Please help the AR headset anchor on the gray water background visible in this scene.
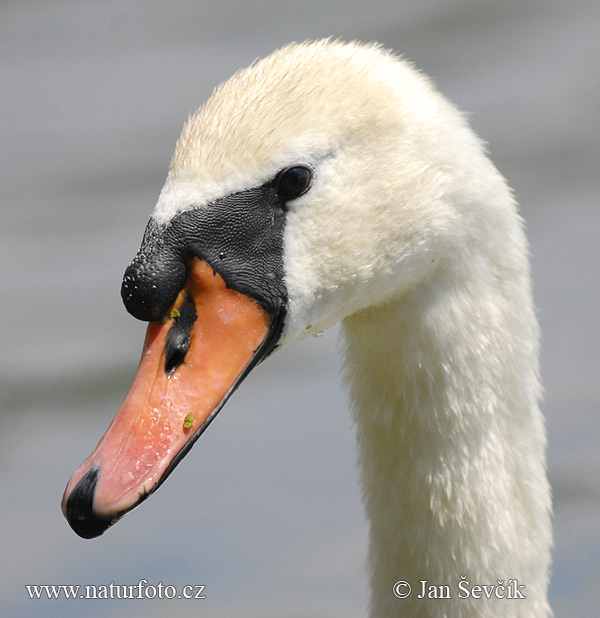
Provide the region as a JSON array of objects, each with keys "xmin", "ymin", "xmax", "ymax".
[{"xmin": 1, "ymin": 1, "xmax": 599, "ymax": 616}]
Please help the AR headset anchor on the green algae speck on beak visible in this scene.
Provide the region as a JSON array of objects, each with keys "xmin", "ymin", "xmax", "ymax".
[
  {"xmin": 183, "ymin": 413, "xmax": 194, "ymax": 430},
  {"xmin": 156, "ymin": 309, "xmax": 182, "ymax": 325}
]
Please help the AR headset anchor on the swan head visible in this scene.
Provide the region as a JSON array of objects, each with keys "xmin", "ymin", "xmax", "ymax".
[
  {"xmin": 62, "ymin": 40, "xmax": 507, "ymax": 538},
  {"xmin": 155, "ymin": 39, "xmax": 488, "ymax": 341}
]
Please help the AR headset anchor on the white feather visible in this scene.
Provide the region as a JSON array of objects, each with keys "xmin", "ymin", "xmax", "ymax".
[{"xmin": 156, "ymin": 40, "xmax": 552, "ymax": 618}]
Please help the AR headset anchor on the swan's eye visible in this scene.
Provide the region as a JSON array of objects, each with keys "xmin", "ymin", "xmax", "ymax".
[{"xmin": 275, "ymin": 166, "xmax": 313, "ymax": 202}]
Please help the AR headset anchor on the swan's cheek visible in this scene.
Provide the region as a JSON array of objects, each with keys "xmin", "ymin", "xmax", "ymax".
[
  {"xmin": 282, "ymin": 215, "xmax": 370, "ymax": 340},
  {"xmin": 282, "ymin": 211, "xmax": 443, "ymax": 343}
]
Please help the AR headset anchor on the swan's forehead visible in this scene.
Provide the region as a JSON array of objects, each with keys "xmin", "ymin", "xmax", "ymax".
[{"xmin": 153, "ymin": 41, "xmax": 405, "ymax": 223}]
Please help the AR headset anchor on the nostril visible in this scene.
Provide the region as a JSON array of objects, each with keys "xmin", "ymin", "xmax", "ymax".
[{"xmin": 164, "ymin": 294, "xmax": 197, "ymax": 375}]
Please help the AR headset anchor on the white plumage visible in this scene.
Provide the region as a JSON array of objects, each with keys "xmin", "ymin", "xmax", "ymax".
[{"xmin": 155, "ymin": 40, "xmax": 552, "ymax": 617}]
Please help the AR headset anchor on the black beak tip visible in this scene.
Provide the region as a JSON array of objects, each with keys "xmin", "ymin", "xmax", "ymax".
[{"xmin": 64, "ymin": 466, "xmax": 115, "ymax": 539}]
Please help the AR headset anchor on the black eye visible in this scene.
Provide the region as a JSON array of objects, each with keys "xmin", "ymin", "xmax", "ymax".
[{"xmin": 275, "ymin": 166, "xmax": 313, "ymax": 202}]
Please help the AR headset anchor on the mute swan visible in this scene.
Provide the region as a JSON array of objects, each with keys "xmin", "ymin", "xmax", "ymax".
[{"xmin": 63, "ymin": 40, "xmax": 552, "ymax": 617}]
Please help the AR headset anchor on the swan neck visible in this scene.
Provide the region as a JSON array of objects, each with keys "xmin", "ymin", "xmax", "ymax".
[{"xmin": 341, "ymin": 264, "xmax": 551, "ymax": 618}]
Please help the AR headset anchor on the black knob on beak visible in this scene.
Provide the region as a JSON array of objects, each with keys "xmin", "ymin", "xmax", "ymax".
[{"xmin": 121, "ymin": 219, "xmax": 186, "ymax": 322}]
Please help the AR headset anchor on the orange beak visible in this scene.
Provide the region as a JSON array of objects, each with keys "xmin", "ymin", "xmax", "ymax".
[{"xmin": 62, "ymin": 258, "xmax": 273, "ymax": 538}]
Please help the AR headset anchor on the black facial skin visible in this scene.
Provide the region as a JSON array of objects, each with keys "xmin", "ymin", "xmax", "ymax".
[
  {"xmin": 121, "ymin": 165, "xmax": 313, "ymax": 326},
  {"xmin": 121, "ymin": 184, "xmax": 286, "ymax": 324}
]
